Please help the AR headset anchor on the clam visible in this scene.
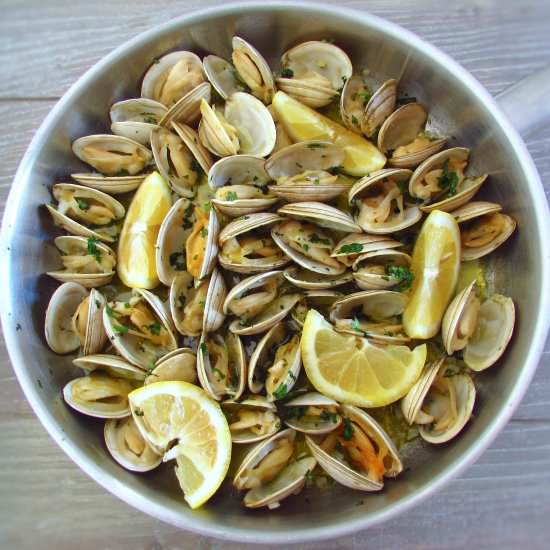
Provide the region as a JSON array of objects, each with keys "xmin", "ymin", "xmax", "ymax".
[
  {"xmin": 340, "ymin": 75, "xmax": 372, "ymax": 134},
  {"xmin": 222, "ymin": 395, "xmax": 281, "ymax": 444},
  {"xmin": 44, "ymin": 282, "xmax": 89, "ymax": 354},
  {"xmin": 197, "ymin": 331, "xmax": 247, "ymax": 400},
  {"xmin": 400, "ymin": 358, "xmax": 476, "ymax": 444},
  {"xmin": 283, "ymin": 266, "xmax": 353, "ymax": 290},
  {"xmin": 46, "ymin": 183, "xmax": 125, "ymax": 243},
  {"xmin": 348, "ymin": 169, "xmax": 422, "ymax": 234},
  {"xmin": 291, "ymin": 289, "xmax": 343, "ymax": 328},
  {"xmin": 271, "ymin": 219, "xmax": 347, "ymax": 276},
  {"xmin": 451, "ymin": 201, "xmax": 517, "ymax": 261},
  {"xmin": 234, "ymin": 428, "xmax": 316, "ymax": 508},
  {"xmin": 74, "ymin": 354, "xmax": 147, "ymax": 381},
  {"xmin": 377, "ymin": 103, "xmax": 447, "ymax": 168},
  {"xmin": 72, "ymin": 134, "xmax": 152, "ymax": 176},
  {"xmin": 223, "ymin": 270, "xmax": 301, "ymax": 336},
  {"xmin": 306, "ymin": 405, "xmax": 402, "ymax": 491},
  {"xmin": 103, "ymin": 289, "xmax": 177, "ymax": 368},
  {"xmin": 63, "ymin": 372, "xmax": 136, "ymax": 418},
  {"xmin": 284, "ymin": 393, "xmax": 342, "ymax": 434},
  {"xmin": 184, "ymin": 204, "xmax": 219, "ymax": 280},
  {"xmin": 209, "ymin": 155, "xmax": 277, "ymax": 217},
  {"xmin": 47, "ymin": 235, "xmax": 116, "ymax": 288},
  {"xmin": 277, "ymin": 202, "xmax": 361, "ymax": 233},
  {"xmin": 331, "ymin": 233, "xmax": 402, "ymax": 267},
  {"xmin": 71, "ymin": 172, "xmax": 146, "ymax": 195},
  {"xmin": 159, "ymin": 82, "xmax": 212, "ymax": 128},
  {"xmin": 150, "ymin": 125, "xmax": 211, "ymax": 197},
  {"xmin": 232, "ymin": 36, "xmax": 275, "ymax": 104},
  {"xmin": 219, "ymin": 212, "xmax": 289, "ymax": 273},
  {"xmin": 110, "ymin": 97, "xmax": 166, "ymax": 145},
  {"xmin": 277, "ymin": 41, "xmax": 352, "ymax": 108},
  {"xmin": 248, "ymin": 322, "xmax": 301, "ymax": 398},
  {"xmin": 71, "ymin": 288, "xmax": 108, "ymax": 355},
  {"xmin": 265, "ymin": 141, "xmax": 349, "ymax": 202},
  {"xmin": 198, "ymin": 99, "xmax": 239, "ymax": 157},
  {"xmin": 203, "ymin": 54, "xmax": 250, "ymax": 100},
  {"xmin": 144, "ymin": 348, "xmax": 197, "ymax": 385},
  {"xmin": 409, "ymin": 147, "xmax": 487, "ymax": 212},
  {"xmin": 442, "ymin": 281, "xmax": 515, "ymax": 371},
  {"xmin": 141, "ymin": 51, "xmax": 205, "ymax": 107},
  {"xmin": 352, "ymin": 249, "xmax": 413, "ymax": 291},
  {"xmin": 330, "ymin": 290, "xmax": 410, "ymax": 344},
  {"xmin": 104, "ymin": 416, "xmax": 162, "ymax": 472},
  {"xmin": 361, "ymin": 79, "xmax": 398, "ymax": 138},
  {"xmin": 169, "ymin": 268, "xmax": 226, "ymax": 336}
]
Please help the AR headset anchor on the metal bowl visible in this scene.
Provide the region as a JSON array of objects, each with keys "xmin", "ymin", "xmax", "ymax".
[{"xmin": 1, "ymin": 1, "xmax": 549, "ymax": 544}]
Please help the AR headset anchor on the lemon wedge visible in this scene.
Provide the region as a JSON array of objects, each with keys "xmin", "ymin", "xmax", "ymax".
[
  {"xmin": 117, "ymin": 171, "xmax": 172, "ymax": 289},
  {"xmin": 129, "ymin": 381, "xmax": 231, "ymax": 509},
  {"xmin": 271, "ymin": 91, "xmax": 386, "ymax": 176},
  {"xmin": 403, "ymin": 210, "xmax": 461, "ymax": 339},
  {"xmin": 301, "ymin": 309, "xmax": 426, "ymax": 407}
]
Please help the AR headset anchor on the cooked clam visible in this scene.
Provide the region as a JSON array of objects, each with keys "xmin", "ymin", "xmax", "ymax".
[
  {"xmin": 360, "ymin": 79, "xmax": 398, "ymax": 138},
  {"xmin": 352, "ymin": 249, "xmax": 412, "ymax": 291},
  {"xmin": 71, "ymin": 172, "xmax": 146, "ymax": 195},
  {"xmin": 203, "ymin": 54, "xmax": 250, "ymax": 100},
  {"xmin": 144, "ymin": 348, "xmax": 197, "ymax": 385},
  {"xmin": 169, "ymin": 272, "xmax": 206, "ymax": 337},
  {"xmin": 74, "ymin": 354, "xmax": 147, "ymax": 381},
  {"xmin": 71, "ymin": 288, "xmax": 108, "ymax": 355},
  {"xmin": 283, "ymin": 266, "xmax": 352, "ymax": 290},
  {"xmin": 284, "ymin": 392, "xmax": 342, "ymax": 434},
  {"xmin": 291, "ymin": 290, "xmax": 343, "ymax": 327},
  {"xmin": 46, "ymin": 183, "xmax": 125, "ymax": 243},
  {"xmin": 331, "ymin": 233, "xmax": 402, "ymax": 267},
  {"xmin": 198, "ymin": 99, "xmax": 240, "ymax": 157},
  {"xmin": 222, "ymin": 396, "xmax": 280, "ymax": 444},
  {"xmin": 47, "ymin": 235, "xmax": 116, "ymax": 288},
  {"xmin": 248, "ymin": 322, "xmax": 301, "ymax": 398},
  {"xmin": 306, "ymin": 405, "xmax": 402, "ymax": 491},
  {"xmin": 104, "ymin": 416, "xmax": 162, "ymax": 472},
  {"xmin": 159, "ymin": 82, "xmax": 212, "ymax": 128},
  {"xmin": 349, "ymin": 169, "xmax": 422, "ymax": 234},
  {"xmin": 72, "ymin": 134, "xmax": 152, "ymax": 176},
  {"xmin": 278, "ymin": 201, "xmax": 361, "ymax": 233},
  {"xmin": 184, "ymin": 205, "xmax": 219, "ymax": 280},
  {"xmin": 110, "ymin": 97, "xmax": 167, "ymax": 145}
]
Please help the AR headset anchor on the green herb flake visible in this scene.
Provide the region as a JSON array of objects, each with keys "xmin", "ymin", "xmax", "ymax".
[
  {"xmin": 212, "ymin": 367, "xmax": 226, "ymax": 380},
  {"xmin": 134, "ymin": 408, "xmax": 144, "ymax": 417},
  {"xmin": 76, "ymin": 198, "xmax": 90, "ymax": 211},
  {"xmin": 113, "ymin": 324, "xmax": 129, "ymax": 335},
  {"xmin": 343, "ymin": 418, "xmax": 354, "ymax": 440},
  {"xmin": 148, "ymin": 322, "xmax": 161, "ymax": 335},
  {"xmin": 200, "ymin": 227, "xmax": 208, "ymax": 238},
  {"xmin": 287, "ymin": 406, "xmax": 306, "ymax": 420},
  {"xmin": 114, "ymin": 169, "xmax": 130, "ymax": 177},
  {"xmin": 200, "ymin": 343, "xmax": 209, "ymax": 356},
  {"xmin": 357, "ymin": 90, "xmax": 373, "ymax": 106},
  {"xmin": 397, "ymin": 180, "xmax": 408, "ymax": 195},
  {"xmin": 301, "ymin": 243, "xmax": 310, "ymax": 251},
  {"xmin": 225, "ymin": 191, "xmax": 238, "ymax": 201},
  {"xmin": 281, "ymin": 68, "xmax": 294, "ymax": 78},
  {"xmin": 338, "ymin": 243, "xmax": 363, "ymax": 254},
  {"xmin": 169, "ymin": 251, "xmax": 186, "ymax": 271},
  {"xmin": 351, "ymin": 317, "xmax": 362, "ymax": 333},
  {"xmin": 105, "ymin": 304, "xmax": 114, "ymax": 317},
  {"xmin": 273, "ymin": 383, "xmax": 288, "ymax": 400},
  {"xmin": 320, "ymin": 410, "xmax": 338, "ymax": 423},
  {"xmin": 87, "ymin": 236, "xmax": 102, "ymax": 263},
  {"xmin": 351, "ymin": 114, "xmax": 359, "ymax": 126},
  {"xmin": 437, "ymin": 160, "xmax": 459, "ymax": 197},
  {"xmin": 203, "ymin": 202, "xmax": 211, "ymax": 213},
  {"xmin": 309, "ymin": 233, "xmax": 330, "ymax": 245},
  {"xmin": 385, "ymin": 265, "xmax": 414, "ymax": 292},
  {"xmin": 327, "ymin": 165, "xmax": 344, "ymax": 176},
  {"xmin": 142, "ymin": 114, "xmax": 157, "ymax": 124}
]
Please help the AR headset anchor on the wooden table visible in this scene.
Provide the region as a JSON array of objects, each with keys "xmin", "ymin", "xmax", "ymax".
[{"xmin": 1, "ymin": 1, "xmax": 549, "ymax": 548}]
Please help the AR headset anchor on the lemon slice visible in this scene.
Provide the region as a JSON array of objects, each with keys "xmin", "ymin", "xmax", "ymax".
[
  {"xmin": 403, "ymin": 210, "xmax": 461, "ymax": 339},
  {"xmin": 301, "ymin": 309, "xmax": 426, "ymax": 407},
  {"xmin": 117, "ymin": 171, "xmax": 172, "ymax": 289},
  {"xmin": 271, "ymin": 91, "xmax": 386, "ymax": 176},
  {"xmin": 128, "ymin": 381, "xmax": 231, "ymax": 509}
]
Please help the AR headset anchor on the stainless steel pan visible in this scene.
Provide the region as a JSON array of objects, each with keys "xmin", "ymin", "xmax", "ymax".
[{"xmin": 2, "ymin": 2, "xmax": 550, "ymax": 543}]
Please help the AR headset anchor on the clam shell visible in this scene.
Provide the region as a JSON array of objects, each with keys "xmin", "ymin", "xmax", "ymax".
[
  {"xmin": 222, "ymin": 396, "xmax": 279, "ymax": 444},
  {"xmin": 284, "ymin": 392, "xmax": 342, "ymax": 434},
  {"xmin": 45, "ymin": 282, "xmax": 88, "ymax": 354},
  {"xmin": 145, "ymin": 348, "xmax": 197, "ymax": 385},
  {"xmin": 277, "ymin": 202, "xmax": 361, "ymax": 233},
  {"xmin": 202, "ymin": 268, "xmax": 227, "ymax": 334},
  {"xmin": 218, "ymin": 212, "xmax": 283, "ymax": 244},
  {"xmin": 198, "ymin": 100, "xmax": 239, "ymax": 157},
  {"xmin": 451, "ymin": 201, "xmax": 502, "ymax": 223},
  {"xmin": 71, "ymin": 172, "xmax": 145, "ymax": 195},
  {"xmin": 47, "ymin": 235, "xmax": 116, "ymax": 288},
  {"xmin": 352, "ymin": 249, "xmax": 412, "ymax": 291},
  {"xmin": 104, "ymin": 417, "xmax": 162, "ymax": 472},
  {"xmin": 331, "ymin": 233, "xmax": 402, "ymax": 265},
  {"xmin": 169, "ymin": 272, "xmax": 205, "ymax": 337},
  {"xmin": 275, "ymin": 76, "xmax": 336, "ymax": 108},
  {"xmin": 79, "ymin": 288, "xmax": 108, "ymax": 356},
  {"xmin": 283, "ymin": 266, "xmax": 352, "ymax": 289},
  {"xmin": 361, "ymin": 79, "xmax": 398, "ymax": 138},
  {"xmin": 203, "ymin": 54, "xmax": 245, "ymax": 100},
  {"xmin": 208, "ymin": 154, "xmax": 270, "ymax": 189},
  {"xmin": 196, "ymin": 208, "xmax": 220, "ymax": 280},
  {"xmin": 74, "ymin": 354, "xmax": 147, "ymax": 381},
  {"xmin": 340, "ymin": 75, "xmax": 369, "ymax": 134},
  {"xmin": 159, "ymin": 82, "xmax": 211, "ymax": 128},
  {"xmin": 171, "ymin": 121, "xmax": 213, "ymax": 175},
  {"xmin": 110, "ymin": 98, "xmax": 167, "ymax": 124},
  {"xmin": 111, "ymin": 121, "xmax": 158, "ymax": 146},
  {"xmin": 421, "ymin": 175, "xmax": 487, "ymax": 213},
  {"xmin": 72, "ymin": 134, "xmax": 152, "ymax": 176}
]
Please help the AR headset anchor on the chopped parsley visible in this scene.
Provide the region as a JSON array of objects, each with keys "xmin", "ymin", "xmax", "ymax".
[
  {"xmin": 169, "ymin": 251, "xmax": 186, "ymax": 271},
  {"xmin": 287, "ymin": 406, "xmax": 306, "ymax": 420},
  {"xmin": 273, "ymin": 383, "xmax": 288, "ymax": 400},
  {"xmin": 203, "ymin": 201, "xmax": 211, "ymax": 213},
  {"xmin": 351, "ymin": 316, "xmax": 362, "ymax": 333},
  {"xmin": 357, "ymin": 90, "xmax": 372, "ymax": 106},
  {"xmin": 327, "ymin": 165, "xmax": 344, "ymax": 175},
  {"xmin": 114, "ymin": 169, "xmax": 130, "ymax": 177},
  {"xmin": 212, "ymin": 367, "xmax": 226, "ymax": 380},
  {"xmin": 200, "ymin": 227, "xmax": 208, "ymax": 238},
  {"xmin": 182, "ymin": 202, "xmax": 195, "ymax": 229},
  {"xmin": 281, "ymin": 68, "xmax": 294, "ymax": 78},
  {"xmin": 225, "ymin": 191, "xmax": 238, "ymax": 201},
  {"xmin": 87, "ymin": 236, "xmax": 102, "ymax": 263},
  {"xmin": 113, "ymin": 324, "xmax": 128, "ymax": 335},
  {"xmin": 301, "ymin": 243, "xmax": 310, "ymax": 251},
  {"xmin": 76, "ymin": 198, "xmax": 90, "ymax": 211},
  {"xmin": 134, "ymin": 408, "xmax": 144, "ymax": 417},
  {"xmin": 384, "ymin": 265, "xmax": 414, "ymax": 292},
  {"xmin": 338, "ymin": 243, "xmax": 363, "ymax": 254},
  {"xmin": 397, "ymin": 180, "xmax": 408, "ymax": 195},
  {"xmin": 148, "ymin": 322, "xmax": 161, "ymax": 335},
  {"xmin": 351, "ymin": 114, "xmax": 359, "ymax": 126},
  {"xmin": 309, "ymin": 233, "xmax": 330, "ymax": 245},
  {"xmin": 105, "ymin": 304, "xmax": 114, "ymax": 317},
  {"xmin": 142, "ymin": 114, "xmax": 157, "ymax": 124},
  {"xmin": 437, "ymin": 160, "xmax": 459, "ymax": 197},
  {"xmin": 200, "ymin": 343, "xmax": 209, "ymax": 356},
  {"xmin": 320, "ymin": 410, "xmax": 338, "ymax": 423},
  {"xmin": 342, "ymin": 418, "xmax": 354, "ymax": 440}
]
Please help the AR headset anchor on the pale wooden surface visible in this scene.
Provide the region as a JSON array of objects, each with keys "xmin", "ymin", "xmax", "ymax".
[{"xmin": 1, "ymin": 1, "xmax": 550, "ymax": 548}]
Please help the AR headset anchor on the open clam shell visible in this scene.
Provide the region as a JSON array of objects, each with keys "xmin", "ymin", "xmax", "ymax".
[
  {"xmin": 247, "ymin": 322, "xmax": 301, "ymax": 398},
  {"xmin": 63, "ymin": 373, "xmax": 135, "ymax": 418},
  {"xmin": 212, "ymin": 184, "xmax": 278, "ymax": 217},
  {"xmin": 202, "ymin": 268, "xmax": 228, "ymax": 334},
  {"xmin": 46, "ymin": 183, "xmax": 125, "ymax": 243},
  {"xmin": 291, "ymin": 290, "xmax": 343, "ymax": 327},
  {"xmin": 275, "ymin": 73, "xmax": 336, "ymax": 109},
  {"xmin": 159, "ymin": 82, "xmax": 211, "ymax": 128},
  {"xmin": 171, "ymin": 121, "xmax": 213, "ymax": 174},
  {"xmin": 72, "ymin": 134, "xmax": 152, "ymax": 176},
  {"xmin": 451, "ymin": 201, "xmax": 517, "ymax": 261},
  {"xmin": 330, "ymin": 290, "xmax": 410, "ymax": 344},
  {"xmin": 219, "ymin": 212, "xmax": 289, "ymax": 273},
  {"xmin": 340, "ymin": 75, "xmax": 370, "ymax": 134},
  {"xmin": 352, "ymin": 249, "xmax": 412, "ymax": 291},
  {"xmin": 306, "ymin": 405, "xmax": 402, "ymax": 491},
  {"xmin": 232, "ymin": 36, "xmax": 275, "ymax": 104},
  {"xmin": 278, "ymin": 201, "xmax": 361, "ymax": 233},
  {"xmin": 47, "ymin": 235, "xmax": 116, "ymax": 288},
  {"xmin": 45, "ymin": 282, "xmax": 89, "ymax": 354},
  {"xmin": 169, "ymin": 272, "xmax": 206, "ymax": 337},
  {"xmin": 349, "ymin": 169, "xmax": 422, "ymax": 234},
  {"xmin": 103, "ymin": 289, "xmax": 177, "ymax": 368},
  {"xmin": 110, "ymin": 97, "xmax": 167, "ymax": 126},
  {"xmin": 208, "ymin": 154, "xmax": 270, "ymax": 189},
  {"xmin": 203, "ymin": 54, "xmax": 246, "ymax": 100},
  {"xmin": 74, "ymin": 354, "xmax": 147, "ymax": 381},
  {"xmin": 104, "ymin": 416, "xmax": 162, "ymax": 472},
  {"xmin": 141, "ymin": 51, "xmax": 205, "ymax": 107},
  {"xmin": 377, "ymin": 103, "xmax": 447, "ymax": 168},
  {"xmin": 197, "ymin": 331, "xmax": 247, "ymax": 401},
  {"xmin": 72, "ymin": 288, "xmax": 108, "ymax": 356},
  {"xmin": 71, "ymin": 172, "xmax": 146, "ymax": 195},
  {"xmin": 198, "ymin": 99, "xmax": 240, "ymax": 157},
  {"xmin": 235, "ymin": 428, "xmax": 316, "ymax": 509},
  {"xmin": 331, "ymin": 233, "xmax": 402, "ymax": 266},
  {"xmin": 144, "ymin": 348, "xmax": 197, "ymax": 385},
  {"xmin": 283, "ymin": 266, "xmax": 352, "ymax": 290},
  {"xmin": 361, "ymin": 79, "xmax": 398, "ymax": 138},
  {"xmin": 222, "ymin": 396, "xmax": 280, "ymax": 444},
  {"xmin": 284, "ymin": 392, "xmax": 342, "ymax": 434},
  {"xmin": 184, "ymin": 205, "xmax": 219, "ymax": 280}
]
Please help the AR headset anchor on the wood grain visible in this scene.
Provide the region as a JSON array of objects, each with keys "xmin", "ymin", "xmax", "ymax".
[{"xmin": 1, "ymin": 1, "xmax": 550, "ymax": 548}]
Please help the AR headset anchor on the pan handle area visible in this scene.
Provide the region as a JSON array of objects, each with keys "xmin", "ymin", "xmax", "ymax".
[{"xmin": 496, "ymin": 64, "xmax": 550, "ymax": 138}]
